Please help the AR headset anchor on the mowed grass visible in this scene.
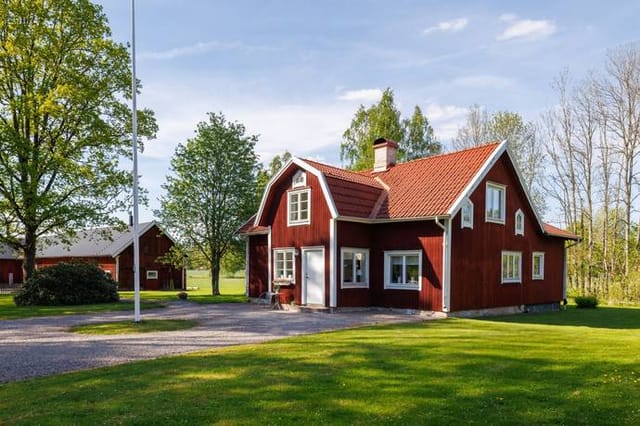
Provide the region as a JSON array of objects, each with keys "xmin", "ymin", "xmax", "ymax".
[
  {"xmin": 70, "ymin": 319, "xmax": 199, "ymax": 335},
  {"xmin": 0, "ymin": 274, "xmax": 246, "ymax": 320},
  {"xmin": 1, "ymin": 306, "xmax": 639, "ymax": 425},
  {"xmin": 0, "ymin": 296, "xmax": 164, "ymax": 321}
]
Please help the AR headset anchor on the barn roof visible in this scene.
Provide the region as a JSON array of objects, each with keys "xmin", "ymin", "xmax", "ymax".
[{"xmin": 37, "ymin": 221, "xmax": 158, "ymax": 259}]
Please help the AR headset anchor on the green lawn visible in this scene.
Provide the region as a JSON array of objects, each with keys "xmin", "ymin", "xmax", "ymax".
[
  {"xmin": 0, "ymin": 296, "xmax": 165, "ymax": 321},
  {"xmin": 0, "ymin": 276, "xmax": 246, "ymax": 320},
  {"xmin": 1, "ymin": 306, "xmax": 639, "ymax": 424}
]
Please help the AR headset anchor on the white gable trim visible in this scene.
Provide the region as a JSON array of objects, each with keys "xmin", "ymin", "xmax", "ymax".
[
  {"xmin": 254, "ymin": 157, "xmax": 338, "ymax": 226},
  {"xmin": 447, "ymin": 140, "xmax": 546, "ymax": 235}
]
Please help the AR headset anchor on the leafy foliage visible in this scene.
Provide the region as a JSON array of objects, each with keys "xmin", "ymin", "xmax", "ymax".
[
  {"xmin": 157, "ymin": 112, "xmax": 259, "ymax": 295},
  {"xmin": 0, "ymin": 0, "xmax": 157, "ymax": 279},
  {"xmin": 14, "ymin": 262, "xmax": 119, "ymax": 306},
  {"xmin": 574, "ymin": 295, "xmax": 599, "ymax": 308},
  {"xmin": 341, "ymin": 88, "xmax": 440, "ymax": 170}
]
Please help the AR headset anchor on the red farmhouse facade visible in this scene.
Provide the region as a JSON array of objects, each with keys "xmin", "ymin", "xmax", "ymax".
[
  {"xmin": 240, "ymin": 140, "xmax": 578, "ymax": 313},
  {"xmin": 36, "ymin": 222, "xmax": 183, "ymax": 290}
]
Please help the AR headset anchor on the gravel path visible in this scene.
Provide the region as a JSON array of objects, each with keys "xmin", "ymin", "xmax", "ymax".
[{"xmin": 0, "ymin": 302, "xmax": 434, "ymax": 383}]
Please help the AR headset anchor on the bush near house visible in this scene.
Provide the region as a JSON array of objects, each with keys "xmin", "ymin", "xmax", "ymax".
[
  {"xmin": 575, "ymin": 295, "xmax": 599, "ymax": 308},
  {"xmin": 14, "ymin": 262, "xmax": 119, "ymax": 306}
]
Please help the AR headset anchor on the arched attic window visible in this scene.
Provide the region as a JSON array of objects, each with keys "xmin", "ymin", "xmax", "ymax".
[
  {"xmin": 461, "ymin": 199, "xmax": 473, "ymax": 229},
  {"xmin": 515, "ymin": 209, "xmax": 525, "ymax": 236},
  {"xmin": 292, "ymin": 170, "xmax": 306, "ymax": 188}
]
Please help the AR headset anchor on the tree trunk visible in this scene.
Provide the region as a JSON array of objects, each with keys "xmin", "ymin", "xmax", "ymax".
[
  {"xmin": 22, "ymin": 228, "xmax": 38, "ymax": 281},
  {"xmin": 210, "ymin": 256, "xmax": 221, "ymax": 296}
]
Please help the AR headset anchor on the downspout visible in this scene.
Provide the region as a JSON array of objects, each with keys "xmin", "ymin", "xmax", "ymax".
[
  {"xmin": 115, "ymin": 255, "xmax": 120, "ymax": 283},
  {"xmin": 244, "ymin": 237, "xmax": 250, "ymax": 297},
  {"xmin": 329, "ymin": 218, "xmax": 337, "ymax": 308},
  {"xmin": 435, "ymin": 217, "xmax": 451, "ymax": 312},
  {"xmin": 267, "ymin": 226, "xmax": 272, "ymax": 294}
]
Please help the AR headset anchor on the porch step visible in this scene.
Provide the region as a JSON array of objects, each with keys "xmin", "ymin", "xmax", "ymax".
[{"xmin": 299, "ymin": 305, "xmax": 332, "ymax": 313}]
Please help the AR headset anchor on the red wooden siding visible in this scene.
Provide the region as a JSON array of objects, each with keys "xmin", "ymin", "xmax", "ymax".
[
  {"xmin": 263, "ymin": 168, "xmax": 332, "ymax": 305},
  {"xmin": 0, "ymin": 259, "xmax": 23, "ymax": 284},
  {"xmin": 450, "ymin": 153, "xmax": 565, "ymax": 311},
  {"xmin": 117, "ymin": 225, "xmax": 182, "ymax": 291},
  {"xmin": 248, "ymin": 235, "xmax": 268, "ymax": 297},
  {"xmin": 37, "ymin": 256, "xmax": 117, "ymax": 279}
]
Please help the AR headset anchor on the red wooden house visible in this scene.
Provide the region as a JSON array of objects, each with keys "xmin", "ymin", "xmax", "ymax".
[
  {"xmin": 239, "ymin": 139, "xmax": 578, "ymax": 314},
  {"xmin": 36, "ymin": 221, "xmax": 183, "ymax": 290}
]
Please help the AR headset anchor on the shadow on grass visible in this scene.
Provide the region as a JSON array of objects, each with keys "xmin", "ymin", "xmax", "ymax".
[
  {"xmin": 477, "ymin": 305, "xmax": 640, "ymax": 330},
  {"xmin": 1, "ymin": 320, "xmax": 638, "ymax": 424}
]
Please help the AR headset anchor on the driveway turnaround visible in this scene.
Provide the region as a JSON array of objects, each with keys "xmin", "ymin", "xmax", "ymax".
[{"xmin": 0, "ymin": 302, "xmax": 433, "ymax": 383}]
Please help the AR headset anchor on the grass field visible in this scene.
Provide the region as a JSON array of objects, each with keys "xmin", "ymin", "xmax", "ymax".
[
  {"xmin": 0, "ymin": 274, "xmax": 246, "ymax": 320},
  {"xmin": 1, "ymin": 305, "xmax": 638, "ymax": 424}
]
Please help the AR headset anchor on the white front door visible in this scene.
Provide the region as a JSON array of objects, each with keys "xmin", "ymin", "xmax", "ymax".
[{"xmin": 303, "ymin": 248, "xmax": 325, "ymax": 305}]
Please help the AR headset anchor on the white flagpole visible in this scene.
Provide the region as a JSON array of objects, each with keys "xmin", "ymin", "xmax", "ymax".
[{"xmin": 131, "ymin": 0, "xmax": 141, "ymax": 322}]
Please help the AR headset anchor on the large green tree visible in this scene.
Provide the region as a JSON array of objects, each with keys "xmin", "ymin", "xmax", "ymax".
[
  {"xmin": 157, "ymin": 112, "xmax": 259, "ymax": 296},
  {"xmin": 341, "ymin": 88, "xmax": 440, "ymax": 170},
  {"xmin": 403, "ymin": 106, "xmax": 441, "ymax": 161},
  {"xmin": 0, "ymin": 0, "xmax": 157, "ymax": 279}
]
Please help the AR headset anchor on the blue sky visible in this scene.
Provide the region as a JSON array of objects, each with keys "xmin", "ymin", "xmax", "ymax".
[{"xmin": 96, "ymin": 0, "xmax": 639, "ymax": 221}]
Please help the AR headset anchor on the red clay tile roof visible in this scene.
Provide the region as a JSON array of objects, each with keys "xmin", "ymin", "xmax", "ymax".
[
  {"xmin": 368, "ymin": 143, "xmax": 500, "ymax": 218},
  {"xmin": 302, "ymin": 144, "xmax": 501, "ymax": 219},
  {"xmin": 236, "ymin": 214, "xmax": 269, "ymax": 235},
  {"xmin": 302, "ymin": 159, "xmax": 385, "ymax": 218},
  {"xmin": 543, "ymin": 223, "xmax": 580, "ymax": 240}
]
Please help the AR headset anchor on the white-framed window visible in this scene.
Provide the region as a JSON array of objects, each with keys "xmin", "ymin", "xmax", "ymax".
[
  {"xmin": 292, "ymin": 170, "xmax": 306, "ymax": 188},
  {"xmin": 501, "ymin": 251, "xmax": 521, "ymax": 284},
  {"xmin": 486, "ymin": 182, "xmax": 506, "ymax": 224},
  {"xmin": 274, "ymin": 248, "xmax": 295, "ymax": 282},
  {"xmin": 341, "ymin": 248, "xmax": 369, "ymax": 288},
  {"xmin": 515, "ymin": 209, "xmax": 525, "ymax": 236},
  {"xmin": 384, "ymin": 250, "xmax": 422, "ymax": 290},
  {"xmin": 461, "ymin": 199, "xmax": 474, "ymax": 229},
  {"xmin": 532, "ymin": 252, "xmax": 545, "ymax": 280},
  {"xmin": 288, "ymin": 189, "xmax": 310, "ymax": 226},
  {"xmin": 146, "ymin": 270, "xmax": 158, "ymax": 280}
]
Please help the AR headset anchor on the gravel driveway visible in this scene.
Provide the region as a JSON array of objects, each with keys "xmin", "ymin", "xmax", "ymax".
[{"xmin": 0, "ymin": 302, "xmax": 433, "ymax": 383}]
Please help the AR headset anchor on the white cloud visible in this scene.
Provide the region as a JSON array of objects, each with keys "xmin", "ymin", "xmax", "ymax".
[
  {"xmin": 337, "ymin": 88, "xmax": 383, "ymax": 102},
  {"xmin": 423, "ymin": 103, "xmax": 468, "ymax": 141},
  {"xmin": 452, "ymin": 75, "xmax": 514, "ymax": 89},
  {"xmin": 497, "ymin": 18, "xmax": 556, "ymax": 41},
  {"xmin": 423, "ymin": 18, "xmax": 469, "ymax": 35},
  {"xmin": 139, "ymin": 40, "xmax": 272, "ymax": 60}
]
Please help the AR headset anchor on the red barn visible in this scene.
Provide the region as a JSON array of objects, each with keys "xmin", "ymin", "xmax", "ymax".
[
  {"xmin": 239, "ymin": 140, "xmax": 578, "ymax": 314},
  {"xmin": 0, "ymin": 244, "xmax": 23, "ymax": 286},
  {"xmin": 36, "ymin": 221, "xmax": 183, "ymax": 291}
]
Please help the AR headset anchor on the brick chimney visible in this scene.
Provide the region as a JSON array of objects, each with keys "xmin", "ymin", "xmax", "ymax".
[{"xmin": 373, "ymin": 138, "xmax": 398, "ymax": 172}]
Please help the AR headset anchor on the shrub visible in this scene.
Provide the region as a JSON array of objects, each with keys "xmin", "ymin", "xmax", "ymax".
[
  {"xmin": 575, "ymin": 295, "xmax": 598, "ymax": 309},
  {"xmin": 14, "ymin": 262, "xmax": 119, "ymax": 306}
]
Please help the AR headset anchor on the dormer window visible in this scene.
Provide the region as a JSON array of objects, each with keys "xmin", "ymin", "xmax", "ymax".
[
  {"xmin": 461, "ymin": 199, "xmax": 473, "ymax": 229},
  {"xmin": 515, "ymin": 209, "xmax": 524, "ymax": 236},
  {"xmin": 292, "ymin": 170, "xmax": 306, "ymax": 188}
]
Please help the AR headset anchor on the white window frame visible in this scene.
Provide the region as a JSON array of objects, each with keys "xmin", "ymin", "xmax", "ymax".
[
  {"xmin": 292, "ymin": 170, "xmax": 306, "ymax": 188},
  {"xmin": 486, "ymin": 182, "xmax": 506, "ymax": 224},
  {"xmin": 532, "ymin": 252, "xmax": 545, "ymax": 280},
  {"xmin": 501, "ymin": 251, "xmax": 522, "ymax": 284},
  {"xmin": 273, "ymin": 248, "xmax": 296, "ymax": 283},
  {"xmin": 340, "ymin": 247, "xmax": 369, "ymax": 289},
  {"xmin": 515, "ymin": 209, "xmax": 525, "ymax": 236},
  {"xmin": 461, "ymin": 199, "xmax": 474, "ymax": 229},
  {"xmin": 287, "ymin": 188, "xmax": 311, "ymax": 226},
  {"xmin": 384, "ymin": 250, "xmax": 422, "ymax": 290},
  {"xmin": 146, "ymin": 270, "xmax": 158, "ymax": 280}
]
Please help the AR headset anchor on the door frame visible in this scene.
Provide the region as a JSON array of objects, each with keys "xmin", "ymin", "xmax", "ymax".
[{"xmin": 301, "ymin": 246, "xmax": 325, "ymax": 305}]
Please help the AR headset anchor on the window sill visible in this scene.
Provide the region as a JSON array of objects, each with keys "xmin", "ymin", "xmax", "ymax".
[
  {"xmin": 501, "ymin": 280, "xmax": 521, "ymax": 285},
  {"xmin": 485, "ymin": 217, "xmax": 505, "ymax": 225},
  {"xmin": 384, "ymin": 283, "xmax": 420, "ymax": 291},
  {"xmin": 287, "ymin": 221, "xmax": 310, "ymax": 227},
  {"xmin": 341, "ymin": 283, "xmax": 369, "ymax": 289}
]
